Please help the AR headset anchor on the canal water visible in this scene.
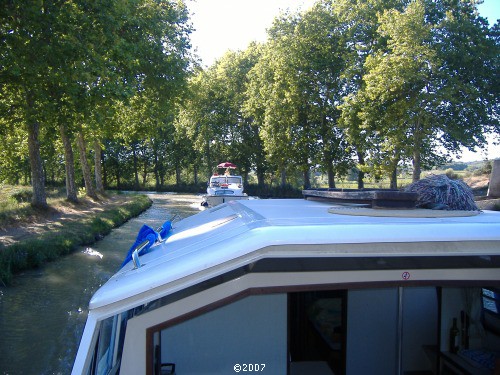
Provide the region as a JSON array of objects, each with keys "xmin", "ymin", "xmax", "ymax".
[{"xmin": 0, "ymin": 193, "xmax": 201, "ymax": 375}]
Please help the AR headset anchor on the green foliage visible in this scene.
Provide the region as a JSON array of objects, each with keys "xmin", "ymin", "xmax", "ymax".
[
  {"xmin": 179, "ymin": 0, "xmax": 497, "ymax": 190},
  {"xmin": 243, "ymin": 3, "xmax": 354, "ymax": 188},
  {"xmin": 443, "ymin": 162, "xmax": 469, "ymax": 171},
  {"xmin": 444, "ymin": 168, "xmax": 460, "ymax": 180},
  {"xmin": 0, "ymin": 0, "xmax": 192, "ymax": 201},
  {"xmin": 245, "ymin": 183, "xmax": 303, "ymax": 199},
  {"xmin": 10, "ymin": 188, "xmax": 33, "ymax": 203},
  {"xmin": 0, "ymin": 186, "xmax": 42, "ymax": 225},
  {"xmin": 337, "ymin": 0, "xmax": 498, "ymax": 185},
  {"xmin": 466, "ymin": 160, "xmax": 493, "ymax": 176},
  {"xmin": 176, "ymin": 45, "xmax": 265, "ymax": 181},
  {"xmin": 0, "ymin": 0, "xmax": 498, "ymax": 195}
]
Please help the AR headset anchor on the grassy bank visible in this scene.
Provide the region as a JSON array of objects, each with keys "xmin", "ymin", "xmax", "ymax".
[{"xmin": 0, "ymin": 188, "xmax": 151, "ymax": 285}]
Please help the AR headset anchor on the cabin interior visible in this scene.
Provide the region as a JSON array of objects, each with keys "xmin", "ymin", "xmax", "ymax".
[{"xmin": 155, "ymin": 286, "xmax": 500, "ymax": 375}]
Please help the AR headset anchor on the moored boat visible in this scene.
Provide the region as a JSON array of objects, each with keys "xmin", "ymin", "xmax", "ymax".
[{"xmin": 72, "ymin": 194, "xmax": 500, "ymax": 375}]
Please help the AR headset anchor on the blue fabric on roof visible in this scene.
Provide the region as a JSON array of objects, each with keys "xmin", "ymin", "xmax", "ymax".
[
  {"xmin": 159, "ymin": 220, "xmax": 172, "ymax": 239},
  {"xmin": 120, "ymin": 225, "xmax": 158, "ymax": 268}
]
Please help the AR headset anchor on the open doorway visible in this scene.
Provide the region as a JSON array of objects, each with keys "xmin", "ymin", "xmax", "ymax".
[{"xmin": 289, "ymin": 290, "xmax": 346, "ymax": 375}]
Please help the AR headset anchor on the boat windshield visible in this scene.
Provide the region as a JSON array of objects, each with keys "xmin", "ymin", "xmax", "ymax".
[
  {"xmin": 210, "ymin": 177, "xmax": 225, "ymax": 185},
  {"xmin": 227, "ymin": 177, "xmax": 242, "ymax": 184}
]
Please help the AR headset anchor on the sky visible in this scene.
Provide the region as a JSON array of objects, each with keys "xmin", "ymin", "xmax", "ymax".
[
  {"xmin": 186, "ymin": 0, "xmax": 499, "ymax": 162},
  {"xmin": 187, "ymin": 0, "xmax": 317, "ymax": 67}
]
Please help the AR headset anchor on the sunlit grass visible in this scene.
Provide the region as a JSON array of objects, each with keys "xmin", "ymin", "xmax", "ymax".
[{"xmin": 0, "ymin": 185, "xmax": 73, "ymax": 227}]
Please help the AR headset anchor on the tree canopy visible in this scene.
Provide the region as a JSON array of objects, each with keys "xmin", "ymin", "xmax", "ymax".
[
  {"xmin": 1, "ymin": 0, "xmax": 498, "ymax": 198},
  {"xmin": 1, "ymin": 0, "xmax": 192, "ymax": 205}
]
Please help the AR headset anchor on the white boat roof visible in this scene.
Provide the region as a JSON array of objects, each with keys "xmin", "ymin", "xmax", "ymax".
[{"xmin": 89, "ymin": 198, "xmax": 500, "ymax": 311}]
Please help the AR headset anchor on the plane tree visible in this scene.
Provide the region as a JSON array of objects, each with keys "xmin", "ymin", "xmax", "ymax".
[
  {"xmin": 0, "ymin": 0, "xmax": 192, "ymax": 205},
  {"xmin": 245, "ymin": 37, "xmax": 299, "ymax": 187},
  {"xmin": 335, "ymin": 0, "xmax": 404, "ymax": 188},
  {"xmin": 77, "ymin": 0, "xmax": 192, "ymax": 196},
  {"xmin": 244, "ymin": 4, "xmax": 353, "ymax": 189},
  {"xmin": 353, "ymin": 0, "xmax": 438, "ymax": 188},
  {"xmin": 245, "ymin": 11, "xmax": 324, "ymax": 189},
  {"xmin": 176, "ymin": 45, "xmax": 262, "ymax": 183},
  {"xmin": 176, "ymin": 68, "xmax": 228, "ymax": 179},
  {"xmin": 209, "ymin": 47, "xmax": 265, "ymax": 185},
  {"xmin": 429, "ymin": 0, "xmax": 499, "ymax": 164},
  {"xmin": 1, "ymin": 1, "xmax": 58, "ymax": 207},
  {"xmin": 340, "ymin": 0, "xmax": 499, "ymax": 187},
  {"xmin": 291, "ymin": 1, "xmax": 352, "ymax": 188}
]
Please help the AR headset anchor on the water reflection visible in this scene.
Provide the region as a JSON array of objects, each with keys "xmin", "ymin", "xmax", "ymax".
[
  {"xmin": 0, "ymin": 193, "xmax": 200, "ymax": 375},
  {"xmin": 82, "ymin": 248, "xmax": 104, "ymax": 259}
]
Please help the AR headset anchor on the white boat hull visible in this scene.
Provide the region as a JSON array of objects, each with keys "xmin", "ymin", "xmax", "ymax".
[
  {"xmin": 72, "ymin": 198, "xmax": 500, "ymax": 375},
  {"xmin": 201, "ymin": 193, "xmax": 248, "ymax": 207},
  {"xmin": 203, "ymin": 174, "xmax": 247, "ymax": 207}
]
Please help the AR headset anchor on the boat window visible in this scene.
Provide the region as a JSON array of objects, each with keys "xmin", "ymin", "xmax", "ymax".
[
  {"xmin": 89, "ymin": 312, "xmax": 129, "ymax": 375},
  {"xmin": 227, "ymin": 177, "xmax": 241, "ymax": 184},
  {"xmin": 156, "ymin": 294, "xmax": 288, "ymax": 374},
  {"xmin": 210, "ymin": 177, "xmax": 225, "ymax": 185},
  {"xmin": 482, "ymin": 287, "xmax": 500, "ymax": 335}
]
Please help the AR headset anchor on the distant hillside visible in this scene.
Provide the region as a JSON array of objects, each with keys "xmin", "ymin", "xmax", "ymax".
[{"xmin": 432, "ymin": 160, "xmax": 492, "ymax": 194}]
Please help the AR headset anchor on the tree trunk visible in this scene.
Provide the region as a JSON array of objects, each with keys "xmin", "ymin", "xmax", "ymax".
[
  {"xmin": 357, "ymin": 151, "xmax": 365, "ymax": 189},
  {"xmin": 26, "ymin": 119, "xmax": 48, "ymax": 208},
  {"xmin": 412, "ymin": 118, "xmax": 422, "ymax": 182},
  {"xmin": 205, "ymin": 139, "xmax": 214, "ymax": 180},
  {"xmin": 303, "ymin": 168, "xmax": 311, "ymax": 190},
  {"xmin": 390, "ymin": 165, "xmax": 398, "ymax": 190},
  {"xmin": 59, "ymin": 124, "xmax": 78, "ymax": 202},
  {"xmin": 116, "ymin": 166, "xmax": 121, "ymax": 189},
  {"xmin": 175, "ymin": 165, "xmax": 181, "ymax": 186},
  {"xmin": 132, "ymin": 145, "xmax": 140, "ymax": 190},
  {"xmin": 255, "ymin": 135, "xmax": 266, "ymax": 188},
  {"xmin": 154, "ymin": 150, "xmax": 160, "ymax": 190},
  {"xmin": 327, "ymin": 163, "xmax": 336, "ymax": 189},
  {"xmin": 412, "ymin": 149, "xmax": 422, "ymax": 183},
  {"xmin": 193, "ymin": 164, "xmax": 198, "ymax": 185},
  {"xmin": 76, "ymin": 131, "xmax": 98, "ymax": 199},
  {"xmin": 102, "ymin": 151, "xmax": 108, "ymax": 189},
  {"xmin": 93, "ymin": 139, "xmax": 105, "ymax": 193},
  {"xmin": 142, "ymin": 162, "xmax": 148, "ymax": 188},
  {"xmin": 256, "ymin": 167, "xmax": 265, "ymax": 188},
  {"xmin": 280, "ymin": 168, "xmax": 286, "ymax": 188}
]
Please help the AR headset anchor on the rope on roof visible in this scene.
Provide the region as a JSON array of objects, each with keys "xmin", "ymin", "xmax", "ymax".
[{"xmin": 404, "ymin": 174, "xmax": 479, "ymax": 211}]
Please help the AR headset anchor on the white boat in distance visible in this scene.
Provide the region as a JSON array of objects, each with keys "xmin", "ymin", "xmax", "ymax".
[
  {"xmin": 72, "ymin": 195, "xmax": 500, "ymax": 375},
  {"xmin": 201, "ymin": 162, "xmax": 248, "ymax": 207}
]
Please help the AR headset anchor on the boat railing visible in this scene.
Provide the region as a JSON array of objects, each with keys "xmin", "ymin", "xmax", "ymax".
[
  {"xmin": 125, "ymin": 217, "xmax": 177, "ymax": 270},
  {"xmin": 132, "ymin": 240, "xmax": 150, "ymax": 269},
  {"xmin": 132, "ymin": 220, "xmax": 178, "ymax": 269}
]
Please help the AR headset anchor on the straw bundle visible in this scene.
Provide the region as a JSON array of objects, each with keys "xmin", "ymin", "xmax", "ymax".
[{"xmin": 404, "ymin": 174, "xmax": 479, "ymax": 211}]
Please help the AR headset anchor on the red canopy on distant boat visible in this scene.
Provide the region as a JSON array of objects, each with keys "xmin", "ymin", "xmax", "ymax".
[{"xmin": 217, "ymin": 162, "xmax": 237, "ymax": 169}]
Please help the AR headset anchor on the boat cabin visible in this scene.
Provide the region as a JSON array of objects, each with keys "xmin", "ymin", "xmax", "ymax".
[
  {"xmin": 207, "ymin": 174, "xmax": 244, "ymax": 196},
  {"xmin": 202, "ymin": 174, "xmax": 248, "ymax": 207},
  {"xmin": 72, "ymin": 198, "xmax": 500, "ymax": 375}
]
